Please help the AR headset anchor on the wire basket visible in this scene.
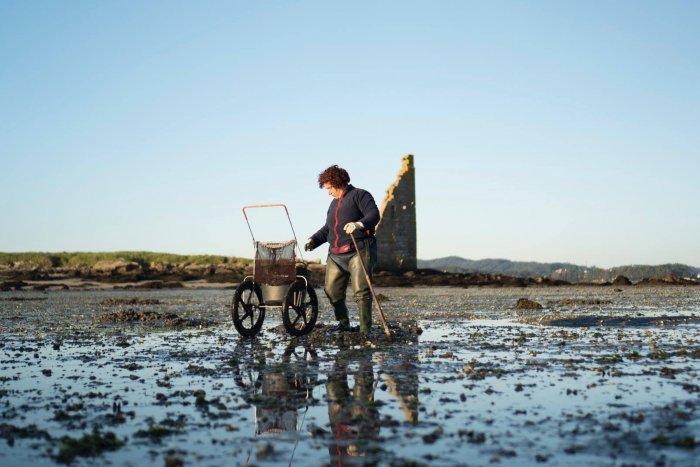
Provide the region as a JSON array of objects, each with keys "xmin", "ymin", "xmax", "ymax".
[{"xmin": 254, "ymin": 240, "xmax": 297, "ymax": 286}]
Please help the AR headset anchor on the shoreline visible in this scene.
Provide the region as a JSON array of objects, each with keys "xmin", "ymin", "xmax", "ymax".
[{"xmin": 2, "ymin": 257, "xmax": 700, "ymax": 292}]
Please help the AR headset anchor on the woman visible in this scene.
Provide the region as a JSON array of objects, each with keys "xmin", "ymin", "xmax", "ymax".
[{"xmin": 305, "ymin": 165, "xmax": 380, "ymax": 334}]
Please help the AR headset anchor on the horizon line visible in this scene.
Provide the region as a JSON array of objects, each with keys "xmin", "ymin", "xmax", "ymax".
[{"xmin": 1, "ymin": 250, "xmax": 697, "ymax": 270}]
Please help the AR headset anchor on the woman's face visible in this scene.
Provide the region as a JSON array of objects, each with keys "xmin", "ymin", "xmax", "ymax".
[{"xmin": 323, "ymin": 183, "xmax": 345, "ymax": 200}]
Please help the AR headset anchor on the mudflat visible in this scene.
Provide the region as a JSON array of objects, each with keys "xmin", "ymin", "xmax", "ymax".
[{"xmin": 1, "ymin": 286, "xmax": 698, "ymax": 465}]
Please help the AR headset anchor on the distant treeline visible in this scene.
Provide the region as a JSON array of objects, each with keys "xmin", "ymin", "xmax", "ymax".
[
  {"xmin": 418, "ymin": 257, "xmax": 700, "ymax": 283},
  {"xmin": 0, "ymin": 252, "xmax": 251, "ymax": 269}
]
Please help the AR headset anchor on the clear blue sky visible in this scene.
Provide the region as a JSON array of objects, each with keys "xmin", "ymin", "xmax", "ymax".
[{"xmin": 1, "ymin": 1, "xmax": 698, "ymax": 268}]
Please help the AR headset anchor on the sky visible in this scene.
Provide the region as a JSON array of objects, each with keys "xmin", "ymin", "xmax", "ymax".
[{"xmin": 1, "ymin": 1, "xmax": 698, "ymax": 268}]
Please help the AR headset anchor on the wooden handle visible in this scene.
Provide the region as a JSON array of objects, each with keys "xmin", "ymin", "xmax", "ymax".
[{"xmin": 350, "ymin": 235, "xmax": 392, "ymax": 341}]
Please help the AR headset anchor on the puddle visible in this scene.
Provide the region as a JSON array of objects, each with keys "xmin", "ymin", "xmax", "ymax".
[{"xmin": 1, "ymin": 287, "xmax": 699, "ymax": 465}]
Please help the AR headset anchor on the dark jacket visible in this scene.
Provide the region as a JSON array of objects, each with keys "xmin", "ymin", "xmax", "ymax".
[{"xmin": 310, "ymin": 185, "xmax": 380, "ymax": 250}]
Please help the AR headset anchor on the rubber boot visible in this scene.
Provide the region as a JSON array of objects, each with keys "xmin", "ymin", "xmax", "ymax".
[
  {"xmin": 358, "ymin": 299, "xmax": 372, "ymax": 334},
  {"xmin": 332, "ymin": 301, "xmax": 351, "ymax": 331}
]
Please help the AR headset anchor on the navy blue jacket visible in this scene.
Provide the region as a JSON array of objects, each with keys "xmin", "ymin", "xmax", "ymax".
[{"xmin": 310, "ymin": 185, "xmax": 380, "ymax": 250}]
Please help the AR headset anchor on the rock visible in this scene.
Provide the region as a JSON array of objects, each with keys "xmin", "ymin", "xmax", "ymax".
[
  {"xmin": 183, "ymin": 264, "xmax": 210, "ymax": 276},
  {"xmin": 95, "ymin": 309, "xmax": 214, "ymax": 328},
  {"xmin": 1, "ymin": 280, "xmax": 28, "ymax": 291},
  {"xmin": 214, "ymin": 265, "xmax": 236, "ymax": 275},
  {"xmin": 635, "ymin": 275, "xmax": 699, "ymax": 286},
  {"xmin": 422, "ymin": 427, "xmax": 443, "ymax": 444},
  {"xmin": 149, "ymin": 262, "xmax": 171, "ymax": 273},
  {"xmin": 92, "ymin": 260, "xmax": 137, "ymax": 273},
  {"xmin": 30, "ymin": 270, "xmax": 49, "ymax": 280},
  {"xmin": 97, "ymin": 310, "xmax": 175, "ymax": 322},
  {"xmin": 516, "ymin": 298, "xmax": 543, "ymax": 310},
  {"xmin": 612, "ymin": 275, "xmax": 632, "ymax": 286},
  {"xmin": 164, "ymin": 456, "xmax": 184, "ymax": 467},
  {"xmin": 135, "ymin": 281, "xmax": 183, "ymax": 289}
]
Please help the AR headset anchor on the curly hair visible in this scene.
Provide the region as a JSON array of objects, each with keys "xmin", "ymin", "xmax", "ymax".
[{"xmin": 318, "ymin": 165, "xmax": 350, "ymax": 189}]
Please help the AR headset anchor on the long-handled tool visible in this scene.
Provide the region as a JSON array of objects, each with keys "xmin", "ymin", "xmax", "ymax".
[{"xmin": 350, "ymin": 235, "xmax": 392, "ymax": 341}]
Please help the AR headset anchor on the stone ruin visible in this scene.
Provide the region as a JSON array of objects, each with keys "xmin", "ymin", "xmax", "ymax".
[{"xmin": 375, "ymin": 155, "xmax": 417, "ymax": 271}]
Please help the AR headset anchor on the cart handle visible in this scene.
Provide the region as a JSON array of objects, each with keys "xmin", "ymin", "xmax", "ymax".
[{"xmin": 241, "ymin": 204, "xmax": 305, "ymax": 263}]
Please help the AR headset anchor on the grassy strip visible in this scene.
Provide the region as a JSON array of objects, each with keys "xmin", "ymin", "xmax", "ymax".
[{"xmin": 0, "ymin": 251, "xmax": 251, "ymax": 268}]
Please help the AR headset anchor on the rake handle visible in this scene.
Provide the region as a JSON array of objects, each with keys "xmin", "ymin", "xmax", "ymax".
[{"xmin": 350, "ymin": 235, "xmax": 392, "ymax": 341}]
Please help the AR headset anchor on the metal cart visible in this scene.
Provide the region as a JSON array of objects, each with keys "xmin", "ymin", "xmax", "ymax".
[{"xmin": 231, "ymin": 204, "xmax": 318, "ymax": 337}]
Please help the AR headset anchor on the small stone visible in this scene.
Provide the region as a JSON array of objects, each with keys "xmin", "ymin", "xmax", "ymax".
[{"xmin": 516, "ymin": 298, "xmax": 543, "ymax": 310}]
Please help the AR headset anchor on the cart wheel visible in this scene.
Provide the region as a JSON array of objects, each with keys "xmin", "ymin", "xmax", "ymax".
[
  {"xmin": 232, "ymin": 281, "xmax": 265, "ymax": 337},
  {"xmin": 282, "ymin": 280, "xmax": 318, "ymax": 336}
]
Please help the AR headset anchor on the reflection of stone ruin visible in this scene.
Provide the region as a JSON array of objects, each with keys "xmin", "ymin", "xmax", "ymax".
[{"xmin": 375, "ymin": 155, "xmax": 417, "ymax": 271}]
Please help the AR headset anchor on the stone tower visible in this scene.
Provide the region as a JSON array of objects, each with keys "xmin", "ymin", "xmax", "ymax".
[{"xmin": 375, "ymin": 155, "xmax": 417, "ymax": 271}]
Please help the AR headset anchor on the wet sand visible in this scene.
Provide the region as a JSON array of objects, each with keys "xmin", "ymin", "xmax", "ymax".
[{"xmin": 1, "ymin": 286, "xmax": 699, "ymax": 465}]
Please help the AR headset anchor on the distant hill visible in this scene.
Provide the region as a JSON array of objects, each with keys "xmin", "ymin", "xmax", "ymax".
[{"xmin": 417, "ymin": 257, "xmax": 700, "ymax": 283}]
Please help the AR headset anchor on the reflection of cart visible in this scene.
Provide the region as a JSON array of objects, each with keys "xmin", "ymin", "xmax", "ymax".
[
  {"xmin": 231, "ymin": 204, "xmax": 318, "ymax": 337},
  {"xmin": 231, "ymin": 339, "xmax": 319, "ymax": 465}
]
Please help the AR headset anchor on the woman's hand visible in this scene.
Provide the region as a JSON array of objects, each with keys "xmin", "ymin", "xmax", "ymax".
[{"xmin": 343, "ymin": 222, "xmax": 364, "ymax": 234}]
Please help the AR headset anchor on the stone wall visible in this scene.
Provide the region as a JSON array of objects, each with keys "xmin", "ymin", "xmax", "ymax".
[{"xmin": 375, "ymin": 155, "xmax": 417, "ymax": 271}]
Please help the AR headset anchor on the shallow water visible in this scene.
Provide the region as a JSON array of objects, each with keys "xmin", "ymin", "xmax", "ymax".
[{"xmin": 1, "ymin": 287, "xmax": 699, "ymax": 465}]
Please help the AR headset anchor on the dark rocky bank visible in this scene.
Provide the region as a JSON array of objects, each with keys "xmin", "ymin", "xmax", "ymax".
[{"xmin": 1, "ymin": 260, "xmax": 698, "ymax": 292}]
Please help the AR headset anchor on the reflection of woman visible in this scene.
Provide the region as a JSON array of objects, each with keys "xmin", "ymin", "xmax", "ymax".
[{"xmin": 326, "ymin": 351, "xmax": 380, "ymax": 465}]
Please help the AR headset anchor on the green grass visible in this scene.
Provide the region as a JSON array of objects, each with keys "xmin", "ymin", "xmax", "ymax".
[{"xmin": 0, "ymin": 251, "xmax": 252, "ymax": 268}]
